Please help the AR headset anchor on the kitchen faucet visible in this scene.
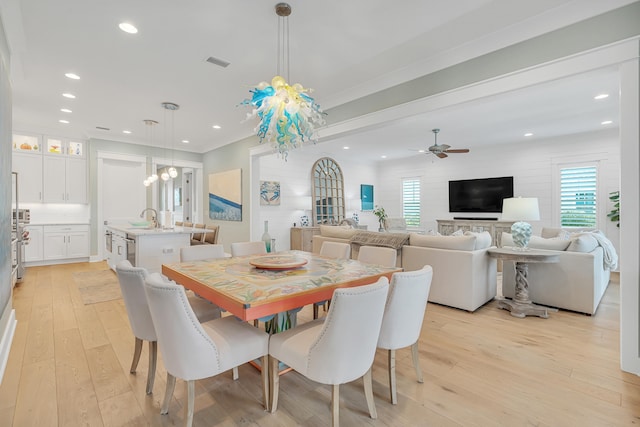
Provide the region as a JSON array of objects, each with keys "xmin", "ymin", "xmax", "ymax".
[{"xmin": 140, "ymin": 208, "xmax": 159, "ymax": 228}]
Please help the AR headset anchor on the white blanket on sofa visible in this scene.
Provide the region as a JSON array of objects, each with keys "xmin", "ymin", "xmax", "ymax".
[{"xmin": 590, "ymin": 231, "xmax": 618, "ymax": 271}]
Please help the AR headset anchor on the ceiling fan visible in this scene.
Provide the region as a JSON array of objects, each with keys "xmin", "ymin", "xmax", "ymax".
[{"xmin": 426, "ymin": 128, "xmax": 470, "ymax": 159}]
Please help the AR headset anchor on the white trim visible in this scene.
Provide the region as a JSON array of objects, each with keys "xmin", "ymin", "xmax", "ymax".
[
  {"xmin": 0, "ymin": 309, "xmax": 16, "ymax": 384},
  {"xmin": 150, "ymin": 157, "xmax": 204, "ymax": 223}
]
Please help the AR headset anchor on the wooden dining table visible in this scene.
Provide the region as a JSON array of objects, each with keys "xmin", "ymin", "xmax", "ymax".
[{"xmin": 161, "ymin": 250, "xmax": 401, "ymax": 323}]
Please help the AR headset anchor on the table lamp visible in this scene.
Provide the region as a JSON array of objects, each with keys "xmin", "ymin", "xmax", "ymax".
[{"xmin": 502, "ymin": 197, "xmax": 540, "ymax": 250}]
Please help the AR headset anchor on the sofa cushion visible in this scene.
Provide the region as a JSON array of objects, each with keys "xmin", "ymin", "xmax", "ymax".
[
  {"xmin": 501, "ymin": 232, "xmax": 571, "ymax": 251},
  {"xmin": 409, "ymin": 233, "xmax": 476, "ymax": 251},
  {"xmin": 319, "ymin": 225, "xmax": 357, "ymax": 239},
  {"xmin": 464, "ymin": 231, "xmax": 492, "ymax": 250},
  {"xmin": 567, "ymin": 233, "xmax": 599, "ymax": 253},
  {"xmin": 541, "ymin": 227, "xmax": 596, "ymax": 239}
]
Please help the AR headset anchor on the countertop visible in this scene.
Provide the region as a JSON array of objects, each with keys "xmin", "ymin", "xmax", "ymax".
[{"xmin": 106, "ymin": 224, "xmax": 210, "ymax": 237}]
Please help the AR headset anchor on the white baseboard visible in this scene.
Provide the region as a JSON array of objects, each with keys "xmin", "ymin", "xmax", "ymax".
[{"xmin": 0, "ymin": 309, "xmax": 17, "ymax": 385}]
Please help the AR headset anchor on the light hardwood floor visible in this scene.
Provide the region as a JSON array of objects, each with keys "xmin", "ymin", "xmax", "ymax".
[{"xmin": 1, "ymin": 262, "xmax": 638, "ymax": 426}]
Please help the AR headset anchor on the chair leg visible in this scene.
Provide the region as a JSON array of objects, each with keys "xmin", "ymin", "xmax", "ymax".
[
  {"xmin": 253, "ymin": 319, "xmax": 259, "ymax": 328},
  {"xmin": 185, "ymin": 380, "xmax": 195, "ymax": 427},
  {"xmin": 161, "ymin": 373, "xmax": 176, "ymax": 415},
  {"xmin": 232, "ymin": 367, "xmax": 239, "ymax": 380},
  {"xmin": 269, "ymin": 355, "xmax": 280, "ymax": 413},
  {"xmin": 331, "ymin": 384, "xmax": 340, "ymax": 427},
  {"xmin": 260, "ymin": 355, "xmax": 269, "ymax": 411},
  {"xmin": 130, "ymin": 337, "xmax": 143, "ymax": 373},
  {"xmin": 411, "ymin": 342, "xmax": 424, "ymax": 383},
  {"xmin": 146, "ymin": 341, "xmax": 157, "ymax": 394},
  {"xmin": 388, "ymin": 349, "xmax": 397, "ymax": 404},
  {"xmin": 313, "ymin": 304, "xmax": 319, "ymax": 319},
  {"xmin": 363, "ymin": 368, "xmax": 377, "ymax": 419}
]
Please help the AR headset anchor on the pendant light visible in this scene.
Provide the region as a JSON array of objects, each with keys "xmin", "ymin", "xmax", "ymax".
[
  {"xmin": 162, "ymin": 102, "xmax": 179, "ymax": 179},
  {"xmin": 143, "ymin": 119, "xmax": 159, "ymax": 186}
]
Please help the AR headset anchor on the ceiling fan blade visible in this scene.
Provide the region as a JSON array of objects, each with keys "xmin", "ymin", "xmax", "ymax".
[
  {"xmin": 445, "ymin": 148, "xmax": 470, "ymax": 153},
  {"xmin": 436, "ymin": 152, "xmax": 448, "ymax": 159}
]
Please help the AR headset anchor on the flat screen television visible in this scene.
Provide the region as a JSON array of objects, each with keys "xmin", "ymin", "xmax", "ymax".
[{"xmin": 449, "ymin": 176, "xmax": 514, "ymax": 213}]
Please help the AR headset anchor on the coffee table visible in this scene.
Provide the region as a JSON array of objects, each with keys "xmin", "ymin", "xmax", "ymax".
[{"xmin": 488, "ymin": 248, "xmax": 560, "ymax": 318}]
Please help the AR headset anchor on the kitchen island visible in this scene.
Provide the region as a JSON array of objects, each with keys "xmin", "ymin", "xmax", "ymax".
[{"xmin": 106, "ymin": 224, "xmax": 210, "ymax": 274}]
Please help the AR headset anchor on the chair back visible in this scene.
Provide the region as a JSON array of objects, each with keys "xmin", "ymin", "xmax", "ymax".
[
  {"xmin": 175, "ymin": 221, "xmax": 184, "ymax": 227},
  {"xmin": 183, "ymin": 221, "xmax": 193, "ymax": 228},
  {"xmin": 204, "ymin": 224, "xmax": 219, "ymax": 244},
  {"xmin": 358, "ymin": 246, "xmax": 397, "ymax": 267},
  {"xmin": 192, "ymin": 223, "xmax": 206, "ymax": 241},
  {"xmin": 180, "ymin": 244, "xmax": 225, "ymax": 262},
  {"xmin": 230, "ymin": 241, "xmax": 267, "ymax": 257},
  {"xmin": 115, "ymin": 260, "xmax": 156, "ymax": 342},
  {"xmin": 378, "ymin": 265, "xmax": 433, "ymax": 350},
  {"xmin": 307, "ymin": 277, "xmax": 389, "ymax": 384},
  {"xmin": 143, "ymin": 273, "xmax": 222, "ymax": 380},
  {"xmin": 319, "ymin": 241, "xmax": 351, "ymax": 259}
]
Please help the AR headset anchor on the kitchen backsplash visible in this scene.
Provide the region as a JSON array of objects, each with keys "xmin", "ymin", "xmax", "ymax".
[{"xmin": 22, "ymin": 203, "xmax": 90, "ymax": 224}]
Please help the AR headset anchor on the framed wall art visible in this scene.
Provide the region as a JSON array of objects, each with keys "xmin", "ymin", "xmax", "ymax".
[
  {"xmin": 360, "ymin": 184, "xmax": 374, "ymax": 211},
  {"xmin": 208, "ymin": 168, "xmax": 242, "ymax": 221},
  {"xmin": 260, "ymin": 180, "xmax": 281, "ymax": 205}
]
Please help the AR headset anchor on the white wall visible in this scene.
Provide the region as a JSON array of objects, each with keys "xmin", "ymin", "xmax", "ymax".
[
  {"xmin": 376, "ymin": 129, "xmax": 621, "ymax": 254},
  {"xmin": 257, "ymin": 148, "xmax": 378, "ymax": 251}
]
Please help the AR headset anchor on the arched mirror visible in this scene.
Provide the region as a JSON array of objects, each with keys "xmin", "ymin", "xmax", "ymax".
[{"xmin": 312, "ymin": 157, "xmax": 345, "ymax": 225}]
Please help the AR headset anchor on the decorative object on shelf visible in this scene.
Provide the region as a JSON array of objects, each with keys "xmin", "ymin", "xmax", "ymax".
[
  {"xmin": 143, "ymin": 119, "xmax": 159, "ymax": 187},
  {"xmin": 300, "ymin": 214, "xmax": 309, "ymax": 227},
  {"xmin": 501, "ymin": 197, "xmax": 540, "ymax": 250},
  {"xmin": 241, "ymin": 2, "xmax": 325, "ymax": 160},
  {"xmin": 360, "ymin": 184, "xmax": 374, "ymax": 211},
  {"xmin": 607, "ymin": 190, "xmax": 619, "ymax": 227},
  {"xmin": 208, "ymin": 169, "xmax": 242, "ymax": 221},
  {"xmin": 373, "ymin": 205, "xmax": 388, "ymax": 232},
  {"xmin": 352, "ymin": 212, "xmax": 359, "ymax": 225},
  {"xmin": 260, "ymin": 180, "xmax": 281, "ymax": 205},
  {"xmin": 262, "ymin": 220, "xmax": 273, "ymax": 253}
]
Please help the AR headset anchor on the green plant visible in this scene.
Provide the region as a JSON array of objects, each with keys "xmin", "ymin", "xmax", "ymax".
[
  {"xmin": 607, "ymin": 190, "xmax": 619, "ymax": 227},
  {"xmin": 373, "ymin": 205, "xmax": 388, "ymax": 229}
]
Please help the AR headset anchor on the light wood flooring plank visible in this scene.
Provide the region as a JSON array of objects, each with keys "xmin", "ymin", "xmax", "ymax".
[
  {"xmin": 12, "ymin": 358, "xmax": 57, "ymax": 427},
  {"xmin": 85, "ymin": 343, "xmax": 133, "ymax": 402}
]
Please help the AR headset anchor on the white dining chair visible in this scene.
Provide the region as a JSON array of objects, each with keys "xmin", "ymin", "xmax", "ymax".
[
  {"xmin": 313, "ymin": 242, "xmax": 352, "ymax": 319},
  {"xmin": 268, "ymin": 277, "xmax": 390, "ymax": 427},
  {"xmin": 143, "ymin": 273, "xmax": 270, "ymax": 426},
  {"xmin": 357, "ymin": 246, "xmax": 397, "ymax": 267},
  {"xmin": 115, "ymin": 260, "xmax": 221, "ymax": 395},
  {"xmin": 230, "ymin": 241, "xmax": 267, "ymax": 257},
  {"xmin": 377, "ymin": 265, "xmax": 434, "ymax": 404},
  {"xmin": 180, "ymin": 244, "xmax": 225, "ymax": 262}
]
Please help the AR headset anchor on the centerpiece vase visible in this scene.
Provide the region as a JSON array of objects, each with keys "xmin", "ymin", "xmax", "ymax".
[{"xmin": 262, "ymin": 220, "xmax": 272, "ymax": 253}]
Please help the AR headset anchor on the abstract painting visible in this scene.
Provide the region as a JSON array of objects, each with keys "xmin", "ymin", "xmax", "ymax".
[
  {"xmin": 360, "ymin": 184, "xmax": 374, "ymax": 211},
  {"xmin": 260, "ymin": 181, "xmax": 281, "ymax": 205},
  {"xmin": 209, "ymin": 169, "xmax": 242, "ymax": 221}
]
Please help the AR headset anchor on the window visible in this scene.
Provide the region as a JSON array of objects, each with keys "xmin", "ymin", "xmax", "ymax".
[
  {"xmin": 402, "ymin": 178, "xmax": 421, "ymax": 228},
  {"xmin": 311, "ymin": 158, "xmax": 345, "ymax": 225},
  {"xmin": 559, "ymin": 165, "xmax": 597, "ymax": 227}
]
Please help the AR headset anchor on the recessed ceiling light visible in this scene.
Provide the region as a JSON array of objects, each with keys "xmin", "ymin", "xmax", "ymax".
[
  {"xmin": 182, "ymin": 140, "xmax": 190, "ymax": 144},
  {"xmin": 123, "ymin": 130, "xmax": 132, "ymax": 134},
  {"xmin": 65, "ymin": 73, "xmax": 80, "ymax": 80},
  {"xmin": 418, "ymin": 149, "xmax": 425, "ymax": 153},
  {"xmin": 119, "ymin": 23, "xmax": 138, "ymax": 34},
  {"xmin": 381, "ymin": 155, "xmax": 387, "ymax": 159},
  {"xmin": 212, "ymin": 125, "xmax": 221, "ymax": 129},
  {"xmin": 62, "ymin": 93, "xmax": 76, "ymax": 99},
  {"xmin": 524, "ymin": 132, "xmax": 533, "ymax": 137},
  {"xmin": 59, "ymin": 119, "xmax": 69, "ymax": 124},
  {"xmin": 601, "ymin": 120, "xmax": 613, "ymax": 125},
  {"xmin": 594, "ymin": 93, "xmax": 609, "ymax": 100},
  {"xmin": 343, "ymin": 146, "xmax": 349, "ymax": 150},
  {"xmin": 60, "ymin": 108, "xmax": 72, "ymax": 113}
]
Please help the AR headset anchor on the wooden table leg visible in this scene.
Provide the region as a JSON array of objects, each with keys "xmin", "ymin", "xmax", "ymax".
[{"xmin": 497, "ymin": 261, "xmax": 558, "ymax": 318}]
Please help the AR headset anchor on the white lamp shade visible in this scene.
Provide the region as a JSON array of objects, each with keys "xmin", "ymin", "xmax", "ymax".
[{"xmin": 502, "ymin": 197, "xmax": 540, "ymax": 221}]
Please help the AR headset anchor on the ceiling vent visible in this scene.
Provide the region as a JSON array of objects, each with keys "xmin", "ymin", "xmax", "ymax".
[{"xmin": 206, "ymin": 56, "xmax": 230, "ymax": 68}]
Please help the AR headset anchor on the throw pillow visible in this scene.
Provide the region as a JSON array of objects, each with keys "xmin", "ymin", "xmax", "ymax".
[
  {"xmin": 320, "ymin": 225, "xmax": 357, "ymax": 239},
  {"xmin": 409, "ymin": 233, "xmax": 477, "ymax": 251},
  {"xmin": 451, "ymin": 229, "xmax": 464, "ymax": 236},
  {"xmin": 567, "ymin": 233, "xmax": 599, "ymax": 253},
  {"xmin": 501, "ymin": 232, "xmax": 571, "ymax": 251},
  {"xmin": 464, "ymin": 231, "xmax": 492, "ymax": 250}
]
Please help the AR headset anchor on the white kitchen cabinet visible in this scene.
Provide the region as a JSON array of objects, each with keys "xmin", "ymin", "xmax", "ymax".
[
  {"xmin": 43, "ymin": 156, "xmax": 87, "ymax": 203},
  {"xmin": 23, "ymin": 225, "xmax": 43, "ymax": 262},
  {"xmin": 12, "ymin": 152, "xmax": 43, "ymax": 202},
  {"xmin": 43, "ymin": 225, "xmax": 89, "ymax": 260}
]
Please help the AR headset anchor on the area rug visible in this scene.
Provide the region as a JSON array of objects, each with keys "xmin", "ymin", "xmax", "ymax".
[{"xmin": 73, "ymin": 270, "xmax": 122, "ymax": 305}]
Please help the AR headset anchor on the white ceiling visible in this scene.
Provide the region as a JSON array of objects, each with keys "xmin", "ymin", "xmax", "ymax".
[{"xmin": 1, "ymin": 0, "xmax": 630, "ymax": 161}]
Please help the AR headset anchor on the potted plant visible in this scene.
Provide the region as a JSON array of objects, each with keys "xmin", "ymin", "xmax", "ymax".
[
  {"xmin": 608, "ymin": 190, "xmax": 619, "ymax": 228},
  {"xmin": 373, "ymin": 205, "xmax": 388, "ymax": 232}
]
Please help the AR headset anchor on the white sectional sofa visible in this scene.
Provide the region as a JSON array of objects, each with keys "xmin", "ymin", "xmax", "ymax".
[
  {"xmin": 402, "ymin": 232, "xmax": 497, "ymax": 312},
  {"xmin": 501, "ymin": 228, "xmax": 616, "ymax": 315}
]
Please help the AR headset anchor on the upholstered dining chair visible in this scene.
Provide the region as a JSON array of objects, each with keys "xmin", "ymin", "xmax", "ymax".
[
  {"xmin": 203, "ymin": 224, "xmax": 219, "ymax": 244},
  {"xmin": 357, "ymin": 246, "xmax": 397, "ymax": 268},
  {"xmin": 230, "ymin": 241, "xmax": 267, "ymax": 257},
  {"xmin": 269, "ymin": 277, "xmax": 390, "ymax": 427},
  {"xmin": 377, "ymin": 265, "xmax": 434, "ymax": 404},
  {"xmin": 175, "ymin": 221, "xmax": 183, "ymax": 227},
  {"xmin": 180, "ymin": 244, "xmax": 225, "ymax": 262},
  {"xmin": 313, "ymin": 241, "xmax": 352, "ymax": 319},
  {"xmin": 114, "ymin": 260, "xmax": 220, "ymax": 395},
  {"xmin": 191, "ymin": 223, "xmax": 206, "ymax": 245},
  {"xmin": 143, "ymin": 273, "xmax": 270, "ymax": 426}
]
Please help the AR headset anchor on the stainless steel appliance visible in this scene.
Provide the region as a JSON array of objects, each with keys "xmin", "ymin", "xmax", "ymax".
[{"xmin": 11, "ymin": 172, "xmax": 28, "ymax": 284}]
